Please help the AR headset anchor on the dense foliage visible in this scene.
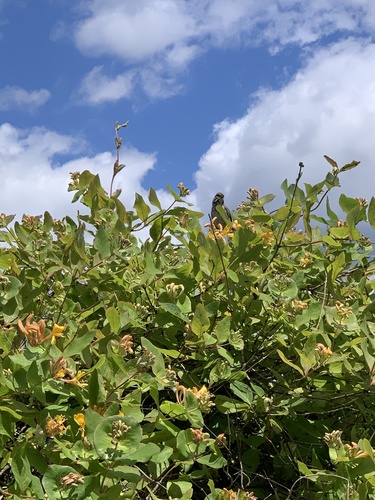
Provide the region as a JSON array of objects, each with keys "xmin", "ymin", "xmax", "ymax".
[{"xmin": 2, "ymin": 140, "xmax": 375, "ymax": 499}]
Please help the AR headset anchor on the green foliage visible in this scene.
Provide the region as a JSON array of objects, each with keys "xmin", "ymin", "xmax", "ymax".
[{"xmin": 2, "ymin": 153, "xmax": 375, "ymax": 499}]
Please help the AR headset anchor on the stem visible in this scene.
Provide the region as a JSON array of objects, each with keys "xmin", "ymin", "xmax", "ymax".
[
  {"xmin": 267, "ymin": 161, "xmax": 304, "ymax": 267},
  {"xmin": 208, "ymin": 215, "xmax": 230, "ymax": 295}
]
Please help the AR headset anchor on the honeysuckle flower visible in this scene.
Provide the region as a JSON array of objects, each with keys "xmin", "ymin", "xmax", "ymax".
[
  {"xmin": 300, "ymin": 252, "xmax": 314, "ymax": 267},
  {"xmin": 45, "ymin": 415, "xmax": 66, "ymax": 437},
  {"xmin": 74, "ymin": 413, "xmax": 86, "ymax": 436},
  {"xmin": 111, "ymin": 420, "xmax": 131, "ymax": 441},
  {"xmin": 176, "ymin": 384, "xmax": 215, "ymax": 412},
  {"xmin": 260, "ymin": 230, "xmax": 275, "ymax": 245},
  {"xmin": 215, "ymin": 433, "xmax": 227, "ymax": 448},
  {"xmin": 119, "ymin": 334, "xmax": 134, "ymax": 354},
  {"xmin": 290, "ymin": 299, "xmax": 308, "ymax": 311},
  {"xmin": 57, "ymin": 370, "xmax": 88, "ymax": 388},
  {"xmin": 316, "ymin": 343, "xmax": 333, "ymax": 358},
  {"xmin": 17, "ymin": 316, "xmax": 65, "ymax": 346},
  {"xmin": 344, "ymin": 442, "xmax": 371, "ymax": 459},
  {"xmin": 60, "ymin": 472, "xmax": 84, "ymax": 488},
  {"xmin": 18, "ymin": 314, "xmax": 45, "ymax": 346},
  {"xmin": 49, "ymin": 356, "xmax": 69, "ymax": 379},
  {"xmin": 49, "ymin": 323, "xmax": 65, "ymax": 344},
  {"xmin": 324, "ymin": 430, "xmax": 343, "ymax": 449},
  {"xmin": 190, "ymin": 428, "xmax": 210, "ymax": 444},
  {"xmin": 335, "ymin": 301, "xmax": 352, "ymax": 318}
]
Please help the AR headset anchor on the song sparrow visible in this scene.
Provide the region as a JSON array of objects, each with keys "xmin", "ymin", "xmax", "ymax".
[{"xmin": 211, "ymin": 192, "xmax": 232, "ymax": 228}]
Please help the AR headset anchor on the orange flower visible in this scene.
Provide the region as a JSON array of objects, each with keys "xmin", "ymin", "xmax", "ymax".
[
  {"xmin": 119, "ymin": 334, "xmax": 134, "ymax": 354},
  {"xmin": 316, "ymin": 343, "xmax": 333, "ymax": 358},
  {"xmin": 60, "ymin": 472, "xmax": 84, "ymax": 488},
  {"xmin": 45, "ymin": 415, "xmax": 66, "ymax": 437},
  {"xmin": 50, "ymin": 356, "xmax": 69, "ymax": 378},
  {"xmin": 18, "ymin": 314, "xmax": 45, "ymax": 346},
  {"xmin": 17, "ymin": 316, "xmax": 65, "ymax": 346}
]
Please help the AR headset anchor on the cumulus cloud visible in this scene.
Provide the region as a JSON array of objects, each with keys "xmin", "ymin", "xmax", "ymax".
[
  {"xmin": 0, "ymin": 123, "xmax": 158, "ymax": 220},
  {"xmin": 78, "ymin": 66, "xmax": 135, "ymax": 104},
  {"xmin": 0, "ymin": 86, "xmax": 50, "ymax": 111},
  {"xmin": 193, "ymin": 38, "xmax": 375, "ymax": 219},
  {"xmin": 73, "ymin": 0, "xmax": 375, "ymax": 103}
]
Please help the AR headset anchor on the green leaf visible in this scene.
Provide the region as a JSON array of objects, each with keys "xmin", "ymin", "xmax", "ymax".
[
  {"xmin": 148, "ymin": 187, "xmax": 162, "ymax": 209},
  {"xmin": 326, "ymin": 197, "xmax": 338, "ymax": 221},
  {"xmin": 88, "ymin": 369, "xmax": 105, "ymax": 407},
  {"xmin": 183, "ymin": 391, "xmax": 204, "ymax": 427},
  {"xmin": 277, "ymin": 350, "xmax": 304, "ymax": 376},
  {"xmin": 368, "ymin": 197, "xmax": 375, "ymax": 230},
  {"xmin": 230, "ymin": 381, "xmax": 253, "ymax": 405},
  {"xmin": 0, "ymin": 276, "xmax": 21, "ymax": 301},
  {"xmin": 191, "ymin": 303, "xmax": 210, "ymax": 337},
  {"xmin": 196, "ymin": 454, "xmax": 227, "ymax": 469},
  {"xmin": 324, "ymin": 155, "xmax": 339, "ymax": 170},
  {"xmin": 106, "ymin": 306, "xmax": 120, "ymax": 333},
  {"xmin": 362, "ymin": 438, "xmax": 375, "ymax": 462},
  {"xmin": 328, "ymin": 251, "xmax": 345, "ymax": 281},
  {"xmin": 215, "ymin": 316, "xmax": 230, "ymax": 344},
  {"xmin": 339, "ymin": 160, "xmax": 360, "ymax": 172},
  {"xmin": 339, "ymin": 194, "xmax": 358, "ymax": 214},
  {"xmin": 166, "ymin": 184, "xmax": 183, "ymax": 202},
  {"xmin": 63, "ymin": 329, "xmax": 97, "ymax": 358},
  {"xmin": 93, "ymin": 415, "xmax": 142, "ymax": 459},
  {"xmin": 215, "ymin": 395, "xmax": 250, "ymax": 414},
  {"xmin": 134, "ymin": 193, "xmax": 151, "ymax": 221},
  {"xmin": 268, "ymin": 277, "xmax": 298, "ymax": 300},
  {"xmin": 141, "ymin": 337, "xmax": 165, "ymax": 375},
  {"xmin": 125, "ymin": 442, "xmax": 161, "ymax": 462},
  {"xmin": 167, "ymin": 480, "xmax": 193, "ymax": 499},
  {"xmin": 93, "ymin": 226, "xmax": 111, "ymax": 259},
  {"xmin": 11, "ymin": 452, "xmax": 32, "ymax": 493},
  {"xmin": 42, "ymin": 465, "xmax": 79, "ymax": 500}
]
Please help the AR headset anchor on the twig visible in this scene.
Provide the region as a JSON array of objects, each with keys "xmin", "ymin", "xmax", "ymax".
[
  {"xmin": 208, "ymin": 215, "xmax": 230, "ymax": 294},
  {"xmin": 267, "ymin": 162, "xmax": 304, "ymax": 267}
]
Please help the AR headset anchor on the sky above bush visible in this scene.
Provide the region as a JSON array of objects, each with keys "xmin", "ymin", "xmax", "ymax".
[{"xmin": 1, "ymin": 1, "xmax": 375, "ymax": 222}]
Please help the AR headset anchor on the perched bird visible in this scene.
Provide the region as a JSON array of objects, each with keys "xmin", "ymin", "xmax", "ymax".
[{"xmin": 211, "ymin": 192, "xmax": 232, "ymax": 228}]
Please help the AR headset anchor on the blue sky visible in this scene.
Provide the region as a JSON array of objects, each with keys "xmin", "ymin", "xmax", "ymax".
[{"xmin": 1, "ymin": 1, "xmax": 375, "ymax": 223}]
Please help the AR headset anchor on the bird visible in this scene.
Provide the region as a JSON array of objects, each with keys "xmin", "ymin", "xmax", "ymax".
[{"xmin": 211, "ymin": 192, "xmax": 232, "ymax": 228}]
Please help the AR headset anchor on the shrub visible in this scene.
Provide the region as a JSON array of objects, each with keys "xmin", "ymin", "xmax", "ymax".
[{"xmin": 1, "ymin": 145, "xmax": 375, "ymax": 499}]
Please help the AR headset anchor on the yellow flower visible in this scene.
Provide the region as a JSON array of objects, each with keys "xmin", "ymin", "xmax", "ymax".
[
  {"xmin": 260, "ymin": 231, "xmax": 275, "ymax": 245},
  {"xmin": 300, "ymin": 252, "xmax": 313, "ymax": 267},
  {"xmin": 335, "ymin": 301, "xmax": 352, "ymax": 318},
  {"xmin": 290, "ymin": 299, "xmax": 308, "ymax": 311},
  {"xmin": 49, "ymin": 323, "xmax": 65, "ymax": 344},
  {"xmin": 176, "ymin": 384, "xmax": 215, "ymax": 413},
  {"xmin": 74, "ymin": 413, "xmax": 86, "ymax": 436},
  {"xmin": 57, "ymin": 370, "xmax": 88, "ymax": 388},
  {"xmin": 45, "ymin": 415, "xmax": 66, "ymax": 437}
]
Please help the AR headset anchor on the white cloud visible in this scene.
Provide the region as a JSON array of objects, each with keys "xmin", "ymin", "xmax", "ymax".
[
  {"xmin": 0, "ymin": 86, "xmax": 50, "ymax": 111},
  {"xmin": 193, "ymin": 38, "xmax": 375, "ymax": 219},
  {"xmin": 73, "ymin": 0, "xmax": 375, "ymax": 103},
  {"xmin": 74, "ymin": 0, "xmax": 197, "ymax": 61},
  {"xmin": 78, "ymin": 66, "xmax": 135, "ymax": 104},
  {"xmin": 0, "ymin": 123, "xmax": 158, "ymax": 221}
]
